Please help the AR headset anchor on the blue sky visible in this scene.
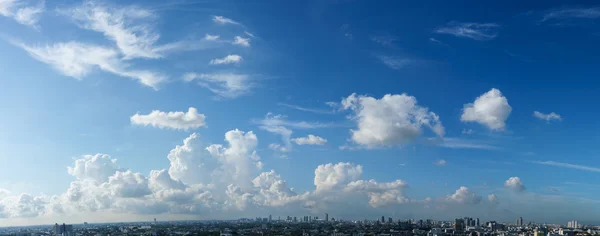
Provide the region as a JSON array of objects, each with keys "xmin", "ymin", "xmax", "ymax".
[{"xmin": 1, "ymin": 0, "xmax": 600, "ymax": 226}]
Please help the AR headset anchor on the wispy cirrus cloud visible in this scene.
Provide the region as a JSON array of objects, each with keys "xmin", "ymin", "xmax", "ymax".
[
  {"xmin": 278, "ymin": 103, "xmax": 335, "ymax": 114},
  {"xmin": 435, "ymin": 22, "xmax": 500, "ymax": 41},
  {"xmin": 183, "ymin": 73, "xmax": 254, "ymax": 99},
  {"xmin": 376, "ymin": 55, "xmax": 419, "ymax": 70},
  {"xmin": 212, "ymin": 15, "xmax": 240, "ymax": 25},
  {"xmin": 541, "ymin": 7, "xmax": 600, "ymax": 22},
  {"xmin": 533, "ymin": 161, "xmax": 600, "ymax": 173},
  {"xmin": 426, "ymin": 137, "xmax": 499, "ymax": 150},
  {"xmin": 15, "ymin": 41, "xmax": 166, "ymax": 89},
  {"xmin": 0, "ymin": 0, "xmax": 44, "ymax": 28}
]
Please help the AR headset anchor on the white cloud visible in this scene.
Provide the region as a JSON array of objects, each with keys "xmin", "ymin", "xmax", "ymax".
[
  {"xmin": 210, "ymin": 54, "xmax": 243, "ymax": 65},
  {"xmin": 370, "ymin": 35, "xmax": 397, "ymax": 47},
  {"xmin": 212, "ymin": 15, "xmax": 239, "ymax": 25},
  {"xmin": 461, "ymin": 88, "xmax": 512, "ymax": 131},
  {"xmin": 102, "ymin": 170, "xmax": 151, "ymax": 198},
  {"xmin": 66, "ymin": 1, "xmax": 161, "ymax": 59},
  {"xmin": 0, "ymin": 194, "xmax": 47, "ymax": 218},
  {"xmin": 278, "ymin": 103, "xmax": 335, "ymax": 114},
  {"xmin": 183, "ymin": 73, "xmax": 253, "ymax": 98},
  {"xmin": 268, "ymin": 143, "xmax": 289, "ymax": 153},
  {"xmin": 16, "ymin": 41, "xmax": 166, "ymax": 89},
  {"xmin": 244, "ymin": 31, "xmax": 255, "ymax": 38},
  {"xmin": 291, "ymin": 135, "xmax": 327, "ymax": 145},
  {"xmin": 204, "ymin": 34, "xmax": 220, "ymax": 41},
  {"xmin": 434, "ymin": 159, "xmax": 447, "ymax": 166},
  {"xmin": 13, "ymin": 0, "xmax": 44, "ymax": 27},
  {"xmin": 435, "ymin": 22, "xmax": 500, "ymax": 41},
  {"xmin": 341, "ymin": 93, "xmax": 445, "ymax": 148},
  {"xmin": 232, "ymin": 36, "xmax": 251, "ymax": 47},
  {"xmin": 206, "ymin": 129, "xmax": 262, "ymax": 190},
  {"xmin": 504, "ymin": 177, "xmax": 526, "ymax": 192},
  {"xmin": 488, "ymin": 194, "xmax": 498, "ymax": 203},
  {"xmin": 0, "ymin": 0, "xmax": 16, "ymax": 16},
  {"xmin": 376, "ymin": 55, "xmax": 417, "ymax": 70},
  {"xmin": 430, "ymin": 137, "xmax": 498, "ymax": 150},
  {"xmin": 314, "ymin": 162, "xmax": 362, "ymax": 192},
  {"xmin": 462, "ymin": 129, "xmax": 473, "ymax": 135},
  {"xmin": 255, "ymin": 113, "xmax": 331, "ymax": 130},
  {"xmin": 67, "ymin": 154, "xmax": 121, "ymax": 183},
  {"xmin": 167, "ymin": 133, "xmax": 216, "ymax": 185},
  {"xmin": 541, "ymin": 8, "xmax": 600, "ymax": 22},
  {"xmin": 447, "ymin": 186, "xmax": 482, "ymax": 204},
  {"xmin": 130, "ymin": 107, "xmax": 206, "ymax": 130},
  {"xmin": 533, "ymin": 161, "xmax": 600, "ymax": 173},
  {"xmin": 0, "ymin": 0, "xmax": 44, "ymax": 28},
  {"xmin": 533, "ymin": 111, "xmax": 562, "ymax": 122},
  {"xmin": 148, "ymin": 169, "xmax": 185, "ymax": 191}
]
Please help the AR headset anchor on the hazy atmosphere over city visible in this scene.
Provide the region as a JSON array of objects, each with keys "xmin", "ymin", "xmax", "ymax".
[{"xmin": 1, "ymin": 0, "xmax": 600, "ymax": 227}]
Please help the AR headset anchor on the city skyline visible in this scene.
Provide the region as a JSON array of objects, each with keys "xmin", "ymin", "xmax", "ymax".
[{"xmin": 1, "ymin": 0, "xmax": 600, "ymax": 227}]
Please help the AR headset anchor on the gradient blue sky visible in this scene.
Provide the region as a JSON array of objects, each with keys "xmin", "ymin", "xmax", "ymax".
[{"xmin": 1, "ymin": 0, "xmax": 600, "ymax": 226}]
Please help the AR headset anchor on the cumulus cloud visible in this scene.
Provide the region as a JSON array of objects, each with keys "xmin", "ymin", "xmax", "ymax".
[
  {"xmin": 314, "ymin": 162, "xmax": 363, "ymax": 192},
  {"xmin": 167, "ymin": 133, "xmax": 216, "ymax": 185},
  {"xmin": 533, "ymin": 111, "xmax": 562, "ymax": 122},
  {"xmin": 67, "ymin": 154, "xmax": 121, "ymax": 183},
  {"xmin": 130, "ymin": 107, "xmax": 206, "ymax": 130},
  {"xmin": 447, "ymin": 186, "xmax": 482, "ymax": 204},
  {"xmin": 341, "ymin": 93, "xmax": 445, "ymax": 148},
  {"xmin": 212, "ymin": 15, "xmax": 239, "ymax": 25},
  {"xmin": 435, "ymin": 22, "xmax": 500, "ymax": 41},
  {"xmin": 103, "ymin": 170, "xmax": 151, "ymax": 198},
  {"xmin": 210, "ymin": 54, "xmax": 243, "ymax": 65},
  {"xmin": 488, "ymin": 194, "xmax": 498, "ymax": 203},
  {"xmin": 434, "ymin": 159, "xmax": 447, "ymax": 166},
  {"xmin": 461, "ymin": 88, "xmax": 512, "ymax": 131},
  {"xmin": 183, "ymin": 73, "xmax": 253, "ymax": 99},
  {"xmin": 291, "ymin": 135, "xmax": 327, "ymax": 145},
  {"xmin": 232, "ymin": 36, "xmax": 250, "ymax": 47},
  {"xmin": 504, "ymin": 177, "xmax": 525, "ymax": 192},
  {"xmin": 15, "ymin": 41, "xmax": 166, "ymax": 89}
]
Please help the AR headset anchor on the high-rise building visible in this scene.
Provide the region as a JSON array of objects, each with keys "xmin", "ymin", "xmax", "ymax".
[
  {"xmin": 454, "ymin": 219, "xmax": 465, "ymax": 231},
  {"xmin": 381, "ymin": 216, "xmax": 385, "ymax": 223},
  {"xmin": 518, "ymin": 217, "xmax": 523, "ymax": 226},
  {"xmin": 294, "ymin": 216, "xmax": 297, "ymax": 222},
  {"xmin": 154, "ymin": 218, "xmax": 157, "ymax": 224},
  {"xmin": 326, "ymin": 213, "xmax": 329, "ymax": 222},
  {"xmin": 567, "ymin": 220, "xmax": 579, "ymax": 228},
  {"xmin": 269, "ymin": 215, "xmax": 272, "ymax": 222},
  {"xmin": 476, "ymin": 218, "xmax": 480, "ymax": 227},
  {"xmin": 52, "ymin": 223, "xmax": 73, "ymax": 236},
  {"xmin": 389, "ymin": 217, "xmax": 393, "ymax": 224}
]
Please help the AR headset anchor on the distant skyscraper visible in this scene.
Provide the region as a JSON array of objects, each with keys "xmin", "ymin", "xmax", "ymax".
[
  {"xmin": 476, "ymin": 218, "xmax": 480, "ymax": 227},
  {"xmin": 389, "ymin": 218, "xmax": 393, "ymax": 224},
  {"xmin": 381, "ymin": 216, "xmax": 385, "ymax": 223},
  {"xmin": 517, "ymin": 217, "xmax": 523, "ymax": 226},
  {"xmin": 154, "ymin": 218, "xmax": 157, "ymax": 224},
  {"xmin": 454, "ymin": 219, "xmax": 465, "ymax": 231},
  {"xmin": 326, "ymin": 213, "xmax": 329, "ymax": 222},
  {"xmin": 269, "ymin": 215, "xmax": 272, "ymax": 222}
]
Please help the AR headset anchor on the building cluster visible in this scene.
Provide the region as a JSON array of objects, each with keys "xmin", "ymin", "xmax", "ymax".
[{"xmin": 0, "ymin": 216, "xmax": 597, "ymax": 236}]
